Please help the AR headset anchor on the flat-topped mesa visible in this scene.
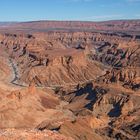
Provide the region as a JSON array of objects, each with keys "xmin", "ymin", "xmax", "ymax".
[
  {"xmin": 1, "ymin": 20, "xmax": 140, "ymax": 32},
  {"xmin": 22, "ymin": 51, "xmax": 103, "ymax": 86}
]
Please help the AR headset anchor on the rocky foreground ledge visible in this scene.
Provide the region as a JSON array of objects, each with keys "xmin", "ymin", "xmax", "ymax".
[{"xmin": 0, "ymin": 129, "xmax": 74, "ymax": 140}]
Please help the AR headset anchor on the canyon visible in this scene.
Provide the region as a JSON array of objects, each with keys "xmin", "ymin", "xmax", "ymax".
[{"xmin": 0, "ymin": 20, "xmax": 139, "ymax": 140}]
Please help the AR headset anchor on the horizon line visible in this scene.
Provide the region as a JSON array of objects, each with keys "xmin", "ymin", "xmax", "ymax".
[{"xmin": 0, "ymin": 18, "xmax": 140, "ymax": 23}]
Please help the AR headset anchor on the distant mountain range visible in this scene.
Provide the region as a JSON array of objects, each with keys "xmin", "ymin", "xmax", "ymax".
[{"xmin": 0, "ymin": 22, "xmax": 17, "ymax": 27}]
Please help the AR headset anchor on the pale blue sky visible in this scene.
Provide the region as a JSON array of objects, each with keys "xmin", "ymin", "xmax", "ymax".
[{"xmin": 0, "ymin": 0, "xmax": 140, "ymax": 21}]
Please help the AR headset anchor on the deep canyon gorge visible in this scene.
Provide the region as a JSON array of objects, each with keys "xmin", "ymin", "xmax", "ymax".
[{"xmin": 0, "ymin": 20, "xmax": 139, "ymax": 140}]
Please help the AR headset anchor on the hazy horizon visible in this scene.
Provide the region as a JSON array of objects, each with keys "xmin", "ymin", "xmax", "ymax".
[{"xmin": 0, "ymin": 19, "xmax": 140, "ymax": 23}]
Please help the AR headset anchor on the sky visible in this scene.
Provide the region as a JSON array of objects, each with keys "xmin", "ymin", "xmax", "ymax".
[{"xmin": 0, "ymin": 0, "xmax": 140, "ymax": 21}]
